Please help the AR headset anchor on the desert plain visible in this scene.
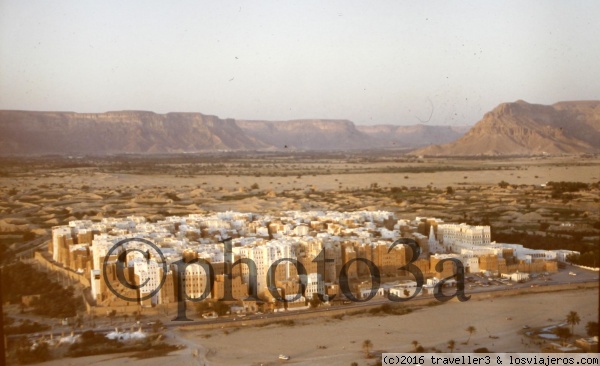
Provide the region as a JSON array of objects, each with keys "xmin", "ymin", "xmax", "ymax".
[{"xmin": 1, "ymin": 152, "xmax": 599, "ymax": 365}]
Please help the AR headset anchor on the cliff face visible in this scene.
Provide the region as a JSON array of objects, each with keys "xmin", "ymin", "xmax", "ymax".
[
  {"xmin": 357, "ymin": 124, "xmax": 470, "ymax": 148},
  {"xmin": 414, "ymin": 100, "xmax": 600, "ymax": 156},
  {"xmin": 236, "ymin": 119, "xmax": 371, "ymax": 150},
  {"xmin": 4, "ymin": 101, "xmax": 598, "ymax": 156},
  {"xmin": 0, "ymin": 111, "xmax": 268, "ymax": 154},
  {"xmin": 0, "ymin": 110, "xmax": 472, "ymax": 155}
]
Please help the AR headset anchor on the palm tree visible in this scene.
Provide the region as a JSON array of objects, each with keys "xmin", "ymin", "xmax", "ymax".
[
  {"xmin": 447, "ymin": 340, "xmax": 456, "ymax": 353},
  {"xmin": 465, "ymin": 326, "xmax": 477, "ymax": 344},
  {"xmin": 152, "ymin": 319, "xmax": 163, "ymax": 333},
  {"xmin": 362, "ymin": 339, "xmax": 373, "ymax": 358},
  {"xmin": 555, "ymin": 327, "xmax": 571, "ymax": 345},
  {"xmin": 412, "ymin": 340, "xmax": 419, "ymax": 352},
  {"xmin": 566, "ymin": 311, "xmax": 581, "ymax": 336},
  {"xmin": 585, "ymin": 321, "xmax": 598, "ymax": 337},
  {"xmin": 76, "ymin": 314, "xmax": 83, "ymax": 328},
  {"xmin": 107, "ymin": 310, "xmax": 116, "ymax": 325}
]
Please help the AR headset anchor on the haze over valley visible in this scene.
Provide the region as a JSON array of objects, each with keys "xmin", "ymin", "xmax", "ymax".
[
  {"xmin": 1, "ymin": 1, "xmax": 599, "ymax": 364},
  {"xmin": 2, "ymin": 100, "xmax": 599, "ymax": 156}
]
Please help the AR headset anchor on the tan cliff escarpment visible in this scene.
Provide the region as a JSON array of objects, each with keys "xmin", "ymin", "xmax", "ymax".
[
  {"xmin": 3, "ymin": 100, "xmax": 598, "ymax": 155},
  {"xmin": 0, "ymin": 110, "xmax": 268, "ymax": 154},
  {"xmin": 235, "ymin": 119, "xmax": 370, "ymax": 150},
  {"xmin": 0, "ymin": 110, "xmax": 470, "ymax": 155},
  {"xmin": 414, "ymin": 100, "xmax": 600, "ymax": 156}
]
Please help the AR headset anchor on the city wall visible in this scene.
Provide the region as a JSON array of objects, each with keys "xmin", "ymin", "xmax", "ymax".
[{"xmin": 32, "ymin": 251, "xmax": 90, "ymax": 287}]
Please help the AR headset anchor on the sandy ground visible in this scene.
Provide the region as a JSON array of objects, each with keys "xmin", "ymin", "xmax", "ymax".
[
  {"xmin": 3, "ymin": 157, "xmax": 599, "ymax": 234},
  {"xmin": 5, "ymin": 157, "xmax": 599, "ymax": 193},
  {"xmin": 4, "ymin": 162, "xmax": 597, "ymax": 217},
  {"xmin": 5, "ymin": 157, "xmax": 599, "ymax": 364},
  {"xmin": 37, "ymin": 287, "xmax": 598, "ymax": 366}
]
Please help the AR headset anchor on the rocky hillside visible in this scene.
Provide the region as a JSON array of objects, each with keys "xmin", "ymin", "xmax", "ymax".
[
  {"xmin": 5, "ymin": 101, "xmax": 598, "ymax": 156},
  {"xmin": 0, "ymin": 111, "xmax": 267, "ymax": 154},
  {"xmin": 414, "ymin": 100, "xmax": 600, "ymax": 156},
  {"xmin": 0, "ymin": 110, "xmax": 472, "ymax": 155},
  {"xmin": 236, "ymin": 119, "xmax": 370, "ymax": 150}
]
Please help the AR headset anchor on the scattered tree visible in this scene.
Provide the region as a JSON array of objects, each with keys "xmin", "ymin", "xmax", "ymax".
[
  {"xmin": 76, "ymin": 314, "xmax": 84, "ymax": 328},
  {"xmin": 411, "ymin": 340, "xmax": 419, "ymax": 352},
  {"xmin": 362, "ymin": 339, "xmax": 373, "ymax": 358},
  {"xmin": 195, "ymin": 301, "xmax": 211, "ymax": 316},
  {"xmin": 555, "ymin": 327, "xmax": 571, "ymax": 345},
  {"xmin": 107, "ymin": 310, "xmax": 116, "ymax": 325},
  {"xmin": 213, "ymin": 300, "xmax": 230, "ymax": 316},
  {"xmin": 586, "ymin": 321, "xmax": 598, "ymax": 337},
  {"xmin": 2, "ymin": 262, "xmax": 82, "ymax": 318},
  {"xmin": 465, "ymin": 325, "xmax": 477, "ymax": 344},
  {"xmin": 566, "ymin": 311, "xmax": 581, "ymax": 336},
  {"xmin": 16, "ymin": 338, "xmax": 50, "ymax": 364},
  {"xmin": 309, "ymin": 296, "xmax": 321, "ymax": 308},
  {"xmin": 152, "ymin": 319, "xmax": 163, "ymax": 333},
  {"xmin": 447, "ymin": 339, "xmax": 456, "ymax": 353}
]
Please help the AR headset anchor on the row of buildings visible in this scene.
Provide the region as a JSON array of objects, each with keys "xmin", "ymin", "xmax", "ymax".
[{"xmin": 49, "ymin": 211, "xmax": 578, "ymax": 312}]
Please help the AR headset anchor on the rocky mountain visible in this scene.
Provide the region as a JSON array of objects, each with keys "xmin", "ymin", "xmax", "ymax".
[
  {"xmin": 414, "ymin": 100, "xmax": 600, "ymax": 156},
  {"xmin": 5, "ymin": 101, "xmax": 598, "ymax": 156},
  {"xmin": 0, "ymin": 111, "xmax": 268, "ymax": 155},
  {"xmin": 0, "ymin": 110, "xmax": 472, "ymax": 155},
  {"xmin": 236, "ymin": 119, "xmax": 370, "ymax": 150}
]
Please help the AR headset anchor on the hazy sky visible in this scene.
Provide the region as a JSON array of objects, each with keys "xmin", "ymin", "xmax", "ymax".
[{"xmin": 1, "ymin": 1, "xmax": 599, "ymax": 125}]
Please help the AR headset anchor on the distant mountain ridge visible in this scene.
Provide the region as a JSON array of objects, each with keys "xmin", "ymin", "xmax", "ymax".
[
  {"xmin": 356, "ymin": 124, "xmax": 470, "ymax": 148},
  {"xmin": 0, "ymin": 110, "xmax": 470, "ymax": 155},
  {"xmin": 0, "ymin": 110, "xmax": 268, "ymax": 154},
  {"xmin": 236, "ymin": 119, "xmax": 368, "ymax": 150},
  {"xmin": 414, "ymin": 100, "xmax": 600, "ymax": 156},
  {"xmin": 4, "ymin": 101, "xmax": 596, "ymax": 156}
]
